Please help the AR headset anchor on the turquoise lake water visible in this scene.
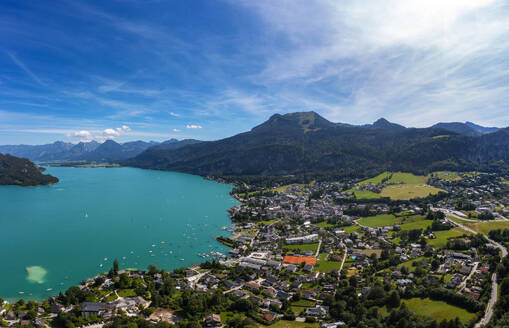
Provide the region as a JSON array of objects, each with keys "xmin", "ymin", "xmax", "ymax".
[{"xmin": 0, "ymin": 167, "xmax": 238, "ymax": 301}]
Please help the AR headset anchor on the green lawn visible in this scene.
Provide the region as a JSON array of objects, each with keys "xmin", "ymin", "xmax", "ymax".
[
  {"xmin": 315, "ymin": 221, "xmax": 335, "ymax": 229},
  {"xmin": 400, "ymin": 257, "xmax": 430, "ymax": 272},
  {"xmin": 290, "ymin": 299, "xmax": 316, "ymax": 315},
  {"xmin": 427, "ymin": 230, "xmax": 465, "ymax": 248},
  {"xmin": 315, "ymin": 253, "xmax": 342, "ymax": 273},
  {"xmin": 284, "ymin": 243, "xmax": 319, "ymax": 253},
  {"xmin": 358, "ymin": 214, "xmax": 397, "ymax": 227},
  {"xmin": 381, "ymin": 184, "xmax": 444, "ymax": 200},
  {"xmin": 342, "ymin": 225, "xmax": 361, "ymax": 233},
  {"xmin": 117, "ymin": 289, "xmax": 136, "ymax": 298},
  {"xmin": 403, "ymin": 298, "xmax": 476, "ymax": 323}
]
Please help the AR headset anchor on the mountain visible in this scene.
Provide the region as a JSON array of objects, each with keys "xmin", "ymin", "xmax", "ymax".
[
  {"xmin": 362, "ymin": 118, "xmax": 406, "ymax": 131},
  {"xmin": 79, "ymin": 140, "xmax": 160, "ymax": 162},
  {"xmin": 431, "ymin": 122, "xmax": 499, "ymax": 136},
  {"xmin": 0, "ymin": 141, "xmax": 74, "ymax": 161},
  {"xmin": 152, "ymin": 139, "xmax": 202, "ymax": 151},
  {"xmin": 0, "ymin": 140, "xmax": 158, "ymax": 162},
  {"xmin": 126, "ymin": 111, "xmax": 509, "ymax": 180},
  {"xmin": 465, "ymin": 121, "xmax": 499, "ymax": 135},
  {"xmin": 0, "ymin": 153, "xmax": 59, "ymax": 186}
]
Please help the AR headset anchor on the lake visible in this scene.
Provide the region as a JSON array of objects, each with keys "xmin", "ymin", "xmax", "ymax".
[{"xmin": 0, "ymin": 167, "xmax": 238, "ymax": 301}]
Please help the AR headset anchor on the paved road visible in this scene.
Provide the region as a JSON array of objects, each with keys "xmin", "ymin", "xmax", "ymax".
[
  {"xmin": 314, "ymin": 239, "xmax": 322, "ymax": 257},
  {"xmin": 338, "ymin": 243, "xmax": 348, "ymax": 276}
]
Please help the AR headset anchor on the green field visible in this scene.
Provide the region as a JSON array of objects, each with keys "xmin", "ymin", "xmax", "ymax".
[
  {"xmin": 348, "ymin": 189, "xmax": 382, "ymax": 199},
  {"xmin": 284, "ymin": 242, "xmax": 319, "ymax": 253},
  {"xmin": 427, "ymin": 229, "xmax": 465, "ymax": 248},
  {"xmin": 399, "ymin": 220, "xmax": 433, "ymax": 231},
  {"xmin": 387, "ymin": 172, "xmax": 428, "ymax": 184},
  {"xmin": 342, "ymin": 225, "xmax": 361, "ymax": 233},
  {"xmin": 315, "ymin": 221, "xmax": 335, "ymax": 229},
  {"xmin": 431, "ymin": 171, "xmax": 462, "ymax": 181},
  {"xmin": 464, "ymin": 221, "xmax": 509, "ymax": 235},
  {"xmin": 381, "ymin": 184, "xmax": 444, "ymax": 200},
  {"xmin": 359, "ymin": 172, "xmax": 392, "ymax": 185},
  {"xmin": 315, "ymin": 253, "xmax": 342, "ymax": 273},
  {"xmin": 400, "ymin": 257, "xmax": 430, "ymax": 272},
  {"xmin": 403, "ymin": 298, "xmax": 476, "ymax": 323},
  {"xmin": 358, "ymin": 214, "xmax": 397, "ymax": 227}
]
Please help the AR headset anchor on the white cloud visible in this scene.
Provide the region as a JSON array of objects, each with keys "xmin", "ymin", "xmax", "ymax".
[
  {"xmin": 74, "ymin": 130, "xmax": 92, "ymax": 138},
  {"xmin": 232, "ymin": 0, "xmax": 509, "ymax": 126},
  {"xmin": 169, "ymin": 112, "xmax": 180, "ymax": 117},
  {"xmin": 186, "ymin": 124, "xmax": 202, "ymax": 129},
  {"xmin": 173, "ymin": 128, "xmax": 181, "ymax": 132},
  {"xmin": 103, "ymin": 128, "xmax": 119, "ymax": 136}
]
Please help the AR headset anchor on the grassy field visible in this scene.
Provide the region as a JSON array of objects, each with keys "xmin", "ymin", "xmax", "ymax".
[
  {"xmin": 315, "ymin": 221, "xmax": 335, "ymax": 229},
  {"xmin": 315, "ymin": 253, "xmax": 342, "ymax": 273},
  {"xmin": 427, "ymin": 229, "xmax": 465, "ymax": 248},
  {"xmin": 359, "ymin": 172, "xmax": 392, "ymax": 185},
  {"xmin": 387, "ymin": 172, "xmax": 428, "ymax": 184},
  {"xmin": 402, "ymin": 298, "xmax": 476, "ymax": 323},
  {"xmin": 464, "ymin": 221, "xmax": 509, "ymax": 235},
  {"xmin": 381, "ymin": 184, "xmax": 444, "ymax": 200},
  {"xmin": 117, "ymin": 289, "xmax": 136, "ymax": 298},
  {"xmin": 284, "ymin": 243, "xmax": 319, "ymax": 253},
  {"xmin": 358, "ymin": 214, "xmax": 397, "ymax": 227},
  {"xmin": 342, "ymin": 225, "xmax": 361, "ymax": 233},
  {"xmin": 349, "ymin": 189, "xmax": 382, "ymax": 199},
  {"xmin": 399, "ymin": 220, "xmax": 433, "ymax": 231},
  {"xmin": 431, "ymin": 171, "xmax": 462, "ymax": 181},
  {"xmin": 400, "ymin": 257, "xmax": 431, "ymax": 272}
]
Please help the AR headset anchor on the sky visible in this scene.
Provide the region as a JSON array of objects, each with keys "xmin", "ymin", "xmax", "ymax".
[{"xmin": 1, "ymin": 0, "xmax": 509, "ymax": 144}]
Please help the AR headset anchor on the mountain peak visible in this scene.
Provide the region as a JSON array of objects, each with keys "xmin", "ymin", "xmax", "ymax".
[
  {"xmin": 254, "ymin": 111, "xmax": 334, "ymax": 132},
  {"xmin": 371, "ymin": 118, "xmax": 406, "ymax": 130}
]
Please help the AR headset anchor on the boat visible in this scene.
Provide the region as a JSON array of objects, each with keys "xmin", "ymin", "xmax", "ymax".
[{"xmin": 46, "ymin": 288, "xmax": 53, "ymax": 291}]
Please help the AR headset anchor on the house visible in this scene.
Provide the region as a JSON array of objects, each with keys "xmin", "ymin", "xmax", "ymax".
[
  {"xmin": 81, "ymin": 302, "xmax": 113, "ymax": 318},
  {"xmin": 204, "ymin": 314, "xmax": 222, "ymax": 328},
  {"xmin": 244, "ymin": 281, "xmax": 261, "ymax": 291},
  {"xmin": 261, "ymin": 313, "xmax": 276, "ymax": 323},
  {"xmin": 305, "ymin": 305, "xmax": 329, "ymax": 317},
  {"xmin": 303, "ymin": 263, "xmax": 314, "ymax": 272},
  {"xmin": 322, "ymin": 322, "xmax": 346, "ymax": 328}
]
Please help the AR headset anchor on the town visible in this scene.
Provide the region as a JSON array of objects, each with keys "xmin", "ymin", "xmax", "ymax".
[{"xmin": 2, "ymin": 171, "xmax": 509, "ymax": 328}]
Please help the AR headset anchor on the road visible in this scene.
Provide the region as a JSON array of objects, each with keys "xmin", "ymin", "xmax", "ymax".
[
  {"xmin": 458, "ymin": 262, "xmax": 479, "ymax": 292},
  {"xmin": 338, "ymin": 243, "xmax": 348, "ymax": 276},
  {"xmin": 314, "ymin": 239, "xmax": 322, "ymax": 257},
  {"xmin": 439, "ymin": 209, "xmax": 507, "ymax": 327}
]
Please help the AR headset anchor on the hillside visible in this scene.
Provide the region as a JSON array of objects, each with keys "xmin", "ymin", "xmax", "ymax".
[
  {"xmin": 0, "ymin": 153, "xmax": 59, "ymax": 186},
  {"xmin": 127, "ymin": 111, "xmax": 509, "ymax": 180}
]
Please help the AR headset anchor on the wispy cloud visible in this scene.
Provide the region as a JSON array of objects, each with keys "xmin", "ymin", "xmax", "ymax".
[
  {"xmin": 5, "ymin": 51, "xmax": 46, "ymax": 86},
  {"xmin": 186, "ymin": 124, "xmax": 202, "ymax": 129}
]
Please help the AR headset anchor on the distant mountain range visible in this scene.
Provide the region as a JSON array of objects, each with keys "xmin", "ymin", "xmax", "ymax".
[
  {"xmin": 0, "ymin": 153, "xmax": 59, "ymax": 186},
  {"xmin": 2, "ymin": 113, "xmax": 507, "ymax": 181},
  {"xmin": 126, "ymin": 112, "xmax": 509, "ymax": 179}
]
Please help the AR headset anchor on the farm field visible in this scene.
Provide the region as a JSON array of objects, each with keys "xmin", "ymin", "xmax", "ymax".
[
  {"xmin": 358, "ymin": 214, "xmax": 397, "ymax": 227},
  {"xmin": 381, "ymin": 184, "xmax": 444, "ymax": 200},
  {"xmin": 349, "ymin": 189, "xmax": 382, "ymax": 199},
  {"xmin": 399, "ymin": 219, "xmax": 433, "ymax": 231},
  {"xmin": 464, "ymin": 221, "xmax": 509, "ymax": 235}
]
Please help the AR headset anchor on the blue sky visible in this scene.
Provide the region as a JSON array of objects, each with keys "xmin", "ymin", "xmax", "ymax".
[{"xmin": 1, "ymin": 0, "xmax": 509, "ymax": 144}]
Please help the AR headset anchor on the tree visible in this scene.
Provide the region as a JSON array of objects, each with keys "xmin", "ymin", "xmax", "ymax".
[
  {"xmin": 113, "ymin": 259, "xmax": 119, "ymax": 274},
  {"xmin": 387, "ymin": 291, "xmax": 401, "ymax": 309}
]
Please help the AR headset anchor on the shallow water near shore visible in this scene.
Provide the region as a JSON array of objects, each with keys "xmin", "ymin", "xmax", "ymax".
[{"xmin": 0, "ymin": 167, "xmax": 238, "ymax": 301}]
